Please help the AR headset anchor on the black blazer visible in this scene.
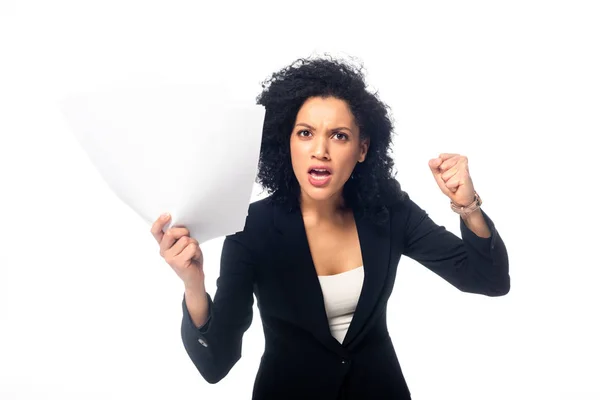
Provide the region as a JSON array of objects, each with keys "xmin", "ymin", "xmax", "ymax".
[{"xmin": 180, "ymin": 191, "xmax": 510, "ymax": 399}]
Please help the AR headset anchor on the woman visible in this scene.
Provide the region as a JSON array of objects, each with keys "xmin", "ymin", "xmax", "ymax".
[{"xmin": 150, "ymin": 56, "xmax": 510, "ymax": 399}]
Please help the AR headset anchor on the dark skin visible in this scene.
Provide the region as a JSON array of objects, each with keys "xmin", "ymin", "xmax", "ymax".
[{"xmin": 290, "ymin": 96, "xmax": 369, "ymax": 276}]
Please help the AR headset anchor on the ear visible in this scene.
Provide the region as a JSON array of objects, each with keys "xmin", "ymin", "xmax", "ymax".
[{"xmin": 358, "ymin": 137, "xmax": 370, "ymax": 163}]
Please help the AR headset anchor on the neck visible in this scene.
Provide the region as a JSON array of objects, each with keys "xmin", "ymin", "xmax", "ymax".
[{"xmin": 299, "ymin": 190, "xmax": 350, "ymax": 225}]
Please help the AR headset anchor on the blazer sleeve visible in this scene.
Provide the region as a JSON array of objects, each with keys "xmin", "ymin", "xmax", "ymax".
[
  {"xmin": 180, "ymin": 233, "xmax": 255, "ymax": 383},
  {"xmin": 400, "ymin": 194, "xmax": 510, "ymax": 296}
]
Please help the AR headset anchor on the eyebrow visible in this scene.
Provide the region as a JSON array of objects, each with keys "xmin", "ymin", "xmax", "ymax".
[{"xmin": 295, "ymin": 123, "xmax": 353, "ymax": 133}]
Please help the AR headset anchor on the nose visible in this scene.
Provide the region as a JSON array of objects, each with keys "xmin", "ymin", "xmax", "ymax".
[{"xmin": 312, "ymin": 135, "xmax": 330, "ymax": 160}]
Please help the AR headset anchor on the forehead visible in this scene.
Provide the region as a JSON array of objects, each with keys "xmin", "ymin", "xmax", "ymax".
[{"xmin": 296, "ymin": 96, "xmax": 356, "ymax": 125}]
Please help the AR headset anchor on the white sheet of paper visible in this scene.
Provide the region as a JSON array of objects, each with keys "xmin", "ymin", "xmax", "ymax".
[{"xmin": 59, "ymin": 83, "xmax": 265, "ymax": 245}]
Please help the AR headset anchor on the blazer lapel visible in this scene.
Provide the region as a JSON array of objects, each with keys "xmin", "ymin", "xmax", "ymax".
[
  {"xmin": 342, "ymin": 208, "xmax": 391, "ymax": 348},
  {"xmin": 273, "ymin": 202, "xmax": 392, "ymax": 354},
  {"xmin": 273, "ymin": 203, "xmax": 347, "ymax": 357}
]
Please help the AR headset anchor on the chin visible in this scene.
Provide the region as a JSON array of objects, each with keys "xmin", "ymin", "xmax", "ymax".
[
  {"xmin": 304, "ymin": 191, "xmax": 333, "ymax": 202},
  {"xmin": 299, "ymin": 183, "xmax": 340, "ymax": 202}
]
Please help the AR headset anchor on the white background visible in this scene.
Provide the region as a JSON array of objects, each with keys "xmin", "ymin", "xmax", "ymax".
[{"xmin": 1, "ymin": 1, "xmax": 599, "ymax": 399}]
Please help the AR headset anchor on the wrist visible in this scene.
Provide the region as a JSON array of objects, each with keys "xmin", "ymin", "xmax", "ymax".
[
  {"xmin": 451, "ymin": 191, "xmax": 482, "ymax": 217},
  {"xmin": 460, "ymin": 207, "xmax": 482, "ymax": 221},
  {"xmin": 184, "ymin": 276, "xmax": 206, "ymax": 294}
]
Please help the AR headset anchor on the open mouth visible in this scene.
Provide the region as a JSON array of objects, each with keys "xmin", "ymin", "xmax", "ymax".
[
  {"xmin": 309, "ymin": 168, "xmax": 332, "ymax": 179},
  {"xmin": 307, "ymin": 166, "xmax": 333, "ymax": 186}
]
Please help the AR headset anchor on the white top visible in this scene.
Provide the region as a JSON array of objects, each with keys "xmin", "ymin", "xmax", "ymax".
[{"xmin": 317, "ymin": 266, "xmax": 365, "ymax": 344}]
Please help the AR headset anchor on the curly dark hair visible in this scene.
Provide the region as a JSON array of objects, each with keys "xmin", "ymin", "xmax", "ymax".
[{"xmin": 255, "ymin": 55, "xmax": 406, "ymax": 225}]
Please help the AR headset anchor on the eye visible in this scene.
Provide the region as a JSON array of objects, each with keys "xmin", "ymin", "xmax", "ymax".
[
  {"xmin": 297, "ymin": 129, "xmax": 311, "ymax": 137},
  {"xmin": 333, "ymin": 132, "xmax": 349, "ymax": 140}
]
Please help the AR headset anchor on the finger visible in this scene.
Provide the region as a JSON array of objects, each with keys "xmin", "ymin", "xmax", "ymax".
[
  {"xmin": 429, "ymin": 157, "xmax": 443, "ymax": 173},
  {"xmin": 160, "ymin": 227, "xmax": 191, "ymax": 257},
  {"xmin": 165, "ymin": 235, "xmax": 193, "ymax": 261},
  {"xmin": 151, "ymin": 213, "xmax": 171, "ymax": 244},
  {"xmin": 438, "ymin": 156, "xmax": 461, "ymax": 172},
  {"xmin": 445, "ymin": 174, "xmax": 463, "ymax": 190},
  {"xmin": 442, "ymin": 156, "xmax": 469, "ymax": 180},
  {"xmin": 173, "ymin": 241, "xmax": 198, "ymax": 268},
  {"xmin": 441, "ymin": 165, "xmax": 461, "ymax": 182},
  {"xmin": 192, "ymin": 246, "xmax": 203, "ymax": 262},
  {"xmin": 438, "ymin": 153, "xmax": 460, "ymax": 161},
  {"xmin": 161, "ymin": 230, "xmax": 191, "ymax": 259}
]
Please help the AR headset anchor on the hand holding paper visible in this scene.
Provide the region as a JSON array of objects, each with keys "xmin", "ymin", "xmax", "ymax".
[
  {"xmin": 151, "ymin": 212, "xmax": 206, "ymax": 290},
  {"xmin": 60, "ymin": 82, "xmax": 265, "ymax": 247}
]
